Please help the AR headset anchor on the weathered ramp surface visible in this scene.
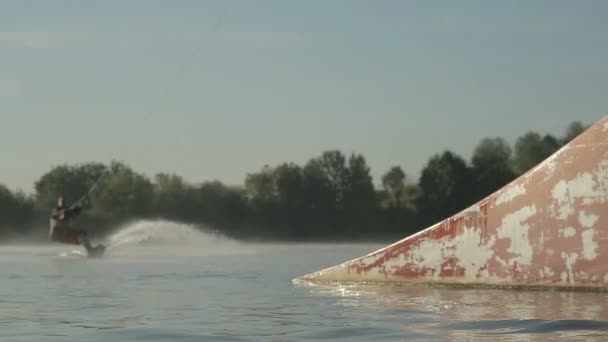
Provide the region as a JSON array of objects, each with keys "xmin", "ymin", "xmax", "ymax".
[{"xmin": 296, "ymin": 115, "xmax": 608, "ymax": 290}]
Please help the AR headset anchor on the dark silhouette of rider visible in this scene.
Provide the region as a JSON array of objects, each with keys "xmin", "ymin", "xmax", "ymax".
[{"xmin": 49, "ymin": 196, "xmax": 93, "ymax": 250}]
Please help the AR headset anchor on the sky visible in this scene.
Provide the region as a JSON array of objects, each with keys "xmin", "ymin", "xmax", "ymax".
[{"xmin": 1, "ymin": 0, "xmax": 607, "ymax": 193}]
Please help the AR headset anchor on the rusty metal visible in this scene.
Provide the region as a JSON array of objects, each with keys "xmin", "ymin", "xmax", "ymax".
[{"xmin": 296, "ymin": 115, "xmax": 608, "ymax": 290}]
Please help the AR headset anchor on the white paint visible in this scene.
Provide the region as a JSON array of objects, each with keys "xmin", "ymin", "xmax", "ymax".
[
  {"xmin": 495, "ymin": 256, "xmax": 507, "ymax": 267},
  {"xmin": 497, "ymin": 205, "xmax": 537, "ymax": 266},
  {"xmin": 546, "ymin": 249, "xmax": 554, "ymax": 256},
  {"xmin": 552, "ymin": 180, "xmax": 572, "ymax": 220},
  {"xmin": 579, "ymin": 211, "xmax": 599, "ymax": 228},
  {"xmin": 520, "ymin": 143, "xmax": 572, "ymax": 184},
  {"xmin": 569, "ymin": 173, "xmax": 601, "ymax": 198},
  {"xmin": 581, "ymin": 229, "xmax": 599, "ymax": 260},
  {"xmin": 478, "ymin": 268, "xmax": 490, "ymax": 279},
  {"xmin": 543, "ymin": 266, "xmax": 555, "ymax": 278},
  {"xmin": 494, "ymin": 184, "xmax": 526, "ymax": 206},
  {"xmin": 559, "ymin": 227, "xmax": 577, "ymax": 238},
  {"xmin": 353, "ymin": 246, "xmax": 394, "ymax": 276},
  {"xmin": 399, "ymin": 226, "xmax": 497, "ymax": 281},
  {"xmin": 583, "ymin": 198, "xmax": 595, "ymax": 205},
  {"xmin": 551, "ymin": 168, "xmax": 608, "ymax": 221},
  {"xmin": 537, "ymin": 232, "xmax": 545, "ymax": 251},
  {"xmin": 561, "ymin": 252, "xmax": 579, "ymax": 284},
  {"xmin": 356, "ymin": 250, "xmax": 388, "ymax": 269},
  {"xmin": 461, "ymin": 206, "xmax": 482, "ymax": 215},
  {"xmin": 452, "ymin": 228, "xmax": 496, "ymax": 281},
  {"xmin": 404, "ymin": 238, "xmax": 445, "ymax": 279},
  {"xmin": 541, "ymin": 145, "xmax": 571, "ymax": 181}
]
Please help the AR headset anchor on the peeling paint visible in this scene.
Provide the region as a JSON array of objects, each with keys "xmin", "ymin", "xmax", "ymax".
[
  {"xmin": 538, "ymin": 232, "xmax": 545, "ymax": 251},
  {"xmin": 559, "ymin": 227, "xmax": 577, "ymax": 238},
  {"xmin": 497, "ymin": 205, "xmax": 536, "ymax": 266},
  {"xmin": 551, "ymin": 169, "xmax": 608, "ymax": 222},
  {"xmin": 562, "ymin": 252, "xmax": 579, "ymax": 285},
  {"xmin": 581, "ymin": 229, "xmax": 598, "ymax": 260},
  {"xmin": 579, "ymin": 211, "xmax": 599, "ymax": 229},
  {"xmin": 411, "ymin": 238, "xmax": 445, "ymax": 275},
  {"xmin": 568, "ymin": 173, "xmax": 600, "ymax": 198},
  {"xmin": 495, "ymin": 184, "xmax": 526, "ymax": 206},
  {"xmin": 495, "ymin": 256, "xmax": 508, "ymax": 267},
  {"xmin": 552, "ymin": 180, "xmax": 572, "ymax": 220},
  {"xmin": 541, "ymin": 145, "xmax": 571, "ymax": 181},
  {"xmin": 407, "ymin": 228, "xmax": 496, "ymax": 281},
  {"xmin": 452, "ymin": 229, "xmax": 496, "ymax": 280}
]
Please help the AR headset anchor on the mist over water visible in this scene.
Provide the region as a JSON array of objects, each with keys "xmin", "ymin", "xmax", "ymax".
[{"xmin": 0, "ymin": 219, "xmax": 252, "ymax": 259}]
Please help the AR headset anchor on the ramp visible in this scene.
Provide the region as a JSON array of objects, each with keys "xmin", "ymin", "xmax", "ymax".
[{"xmin": 296, "ymin": 115, "xmax": 608, "ymax": 290}]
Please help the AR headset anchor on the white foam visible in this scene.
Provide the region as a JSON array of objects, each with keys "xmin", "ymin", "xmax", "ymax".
[{"xmin": 103, "ymin": 219, "xmax": 247, "ymax": 256}]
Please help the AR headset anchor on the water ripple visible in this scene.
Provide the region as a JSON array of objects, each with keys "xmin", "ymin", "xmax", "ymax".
[{"xmin": 438, "ymin": 319, "xmax": 608, "ymax": 334}]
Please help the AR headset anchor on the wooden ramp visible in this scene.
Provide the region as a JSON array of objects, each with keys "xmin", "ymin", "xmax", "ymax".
[{"xmin": 295, "ymin": 115, "xmax": 608, "ymax": 290}]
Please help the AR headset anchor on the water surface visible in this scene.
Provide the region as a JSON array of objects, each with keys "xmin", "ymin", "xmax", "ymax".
[{"xmin": 1, "ymin": 220, "xmax": 607, "ymax": 341}]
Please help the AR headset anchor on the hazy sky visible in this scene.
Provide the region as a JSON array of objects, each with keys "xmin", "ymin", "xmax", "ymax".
[{"xmin": 1, "ymin": 1, "xmax": 607, "ymax": 193}]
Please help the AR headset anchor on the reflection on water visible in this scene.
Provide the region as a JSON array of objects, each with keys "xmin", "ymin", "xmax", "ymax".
[
  {"xmin": 2, "ymin": 242, "xmax": 608, "ymax": 341},
  {"xmin": 296, "ymin": 282, "xmax": 608, "ymax": 341}
]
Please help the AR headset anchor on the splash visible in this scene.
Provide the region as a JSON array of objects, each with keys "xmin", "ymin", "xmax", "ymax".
[
  {"xmin": 107, "ymin": 220, "xmax": 222, "ymax": 247},
  {"xmin": 102, "ymin": 219, "xmax": 246, "ymax": 257},
  {"xmin": 0, "ymin": 220, "xmax": 251, "ymax": 258}
]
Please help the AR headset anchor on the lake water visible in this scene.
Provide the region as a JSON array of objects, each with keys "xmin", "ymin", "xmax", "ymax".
[{"xmin": 1, "ymin": 220, "xmax": 607, "ymax": 341}]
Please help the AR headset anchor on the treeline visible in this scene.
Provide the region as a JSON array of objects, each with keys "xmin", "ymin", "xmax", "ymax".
[{"xmin": 0, "ymin": 121, "xmax": 588, "ymax": 241}]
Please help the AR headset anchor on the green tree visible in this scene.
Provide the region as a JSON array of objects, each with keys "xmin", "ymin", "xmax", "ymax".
[
  {"xmin": 0, "ymin": 184, "xmax": 35, "ymax": 234},
  {"xmin": 381, "ymin": 166, "xmax": 406, "ymax": 208},
  {"xmin": 298, "ymin": 151, "xmax": 350, "ymax": 236},
  {"xmin": 343, "ymin": 153, "xmax": 377, "ymax": 236},
  {"xmin": 302, "ymin": 158, "xmax": 334, "ymax": 211},
  {"xmin": 512, "ymin": 132, "xmax": 560, "ymax": 175},
  {"xmin": 402, "ymin": 184, "xmax": 422, "ymax": 210},
  {"xmin": 94, "ymin": 161, "xmax": 154, "ymax": 218},
  {"xmin": 417, "ymin": 151, "xmax": 474, "ymax": 223},
  {"xmin": 245, "ymin": 165, "xmax": 276, "ymax": 205},
  {"xmin": 471, "ymin": 137, "xmax": 516, "ymax": 199},
  {"xmin": 34, "ymin": 162, "xmax": 107, "ymax": 209},
  {"xmin": 153, "ymin": 173, "xmax": 189, "ymax": 220},
  {"xmin": 192, "ymin": 181, "xmax": 247, "ymax": 228},
  {"xmin": 273, "ymin": 163, "xmax": 305, "ymax": 211},
  {"xmin": 561, "ymin": 121, "xmax": 588, "ymax": 145},
  {"xmin": 314, "ymin": 150, "xmax": 350, "ymax": 207},
  {"xmin": 345, "ymin": 153, "xmax": 376, "ymax": 211}
]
